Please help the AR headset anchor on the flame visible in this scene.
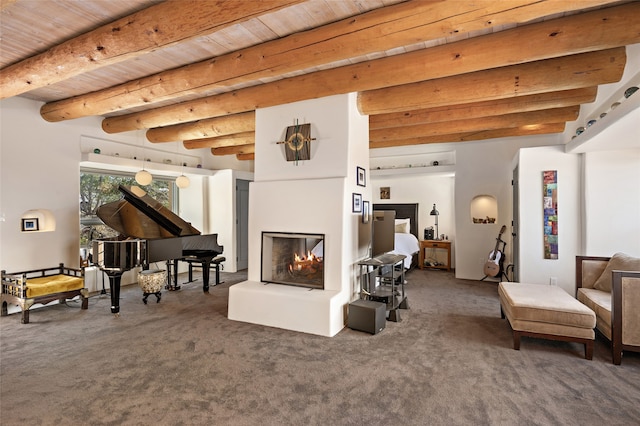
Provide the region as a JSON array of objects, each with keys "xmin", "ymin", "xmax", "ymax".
[{"xmin": 294, "ymin": 251, "xmax": 320, "ymax": 263}]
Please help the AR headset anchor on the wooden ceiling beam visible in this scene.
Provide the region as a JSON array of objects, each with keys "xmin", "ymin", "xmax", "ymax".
[
  {"xmin": 98, "ymin": 3, "xmax": 639, "ymax": 132},
  {"xmin": 381, "ymin": 106, "xmax": 577, "ymax": 141},
  {"xmin": 212, "ymin": 144, "xmax": 255, "ymax": 156},
  {"xmin": 236, "ymin": 153, "xmax": 255, "ymax": 161},
  {"xmin": 359, "ymin": 48, "xmax": 625, "ymax": 116},
  {"xmin": 183, "ymin": 132, "xmax": 255, "ymax": 150},
  {"xmin": 147, "ymin": 111, "xmax": 255, "ymax": 143},
  {"xmin": 369, "ymin": 87, "xmax": 597, "ymax": 130},
  {"xmin": 0, "ymin": 0, "xmax": 303, "ymax": 99},
  {"xmin": 370, "ymin": 107, "xmax": 579, "ymax": 143},
  {"xmin": 369, "ymin": 123, "xmax": 567, "ymax": 149},
  {"xmin": 38, "ymin": 0, "xmax": 620, "ymax": 122}
]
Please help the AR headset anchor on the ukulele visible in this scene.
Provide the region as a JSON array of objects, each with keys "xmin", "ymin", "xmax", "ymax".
[{"xmin": 483, "ymin": 225, "xmax": 506, "ymax": 277}]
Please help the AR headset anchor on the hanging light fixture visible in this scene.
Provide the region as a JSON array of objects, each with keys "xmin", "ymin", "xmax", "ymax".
[
  {"xmin": 176, "ymin": 174, "xmax": 190, "ymax": 188},
  {"xmin": 174, "ymin": 141, "xmax": 190, "ymax": 189},
  {"xmin": 135, "ymin": 169, "xmax": 152, "ymax": 186},
  {"xmin": 135, "ymin": 131, "xmax": 152, "ymax": 186}
]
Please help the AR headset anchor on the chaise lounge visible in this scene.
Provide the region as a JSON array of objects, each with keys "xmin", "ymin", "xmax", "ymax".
[{"xmin": 498, "ymin": 281, "xmax": 596, "ymax": 359}]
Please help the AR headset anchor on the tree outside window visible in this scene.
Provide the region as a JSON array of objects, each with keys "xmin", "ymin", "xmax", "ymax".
[{"xmin": 80, "ymin": 171, "xmax": 174, "ymax": 249}]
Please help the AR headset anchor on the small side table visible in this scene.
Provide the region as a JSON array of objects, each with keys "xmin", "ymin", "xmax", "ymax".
[{"xmin": 419, "ymin": 240, "xmax": 452, "ymax": 271}]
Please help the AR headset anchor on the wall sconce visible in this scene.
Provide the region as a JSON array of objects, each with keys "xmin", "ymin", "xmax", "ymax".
[
  {"xmin": 20, "ymin": 209, "xmax": 56, "ymax": 232},
  {"xmin": 430, "ymin": 204, "xmax": 439, "ymax": 240}
]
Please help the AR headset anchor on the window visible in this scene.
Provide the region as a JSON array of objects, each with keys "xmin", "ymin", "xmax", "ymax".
[{"xmin": 79, "ymin": 170, "xmax": 176, "ymax": 249}]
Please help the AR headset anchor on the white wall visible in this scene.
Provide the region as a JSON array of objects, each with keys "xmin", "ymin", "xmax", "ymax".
[
  {"xmin": 0, "ymin": 96, "xmax": 244, "ymax": 277},
  {"xmin": 228, "ymin": 93, "xmax": 370, "ymax": 336},
  {"xmin": 370, "ymin": 173, "xmax": 455, "ymax": 267},
  {"xmin": 207, "ymin": 169, "xmax": 254, "ymax": 272},
  {"xmin": 583, "ymin": 148, "xmax": 640, "ymax": 257},
  {"xmin": 370, "ymin": 134, "xmax": 561, "ymax": 280},
  {"xmin": 516, "ymin": 146, "xmax": 582, "ymax": 293}
]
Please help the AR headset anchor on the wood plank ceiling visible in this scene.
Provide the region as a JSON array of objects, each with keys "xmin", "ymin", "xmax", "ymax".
[{"xmin": 1, "ymin": 0, "xmax": 639, "ymax": 161}]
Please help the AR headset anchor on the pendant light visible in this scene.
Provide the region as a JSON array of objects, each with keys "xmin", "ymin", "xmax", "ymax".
[
  {"xmin": 176, "ymin": 174, "xmax": 190, "ymax": 188},
  {"xmin": 174, "ymin": 141, "xmax": 190, "ymax": 189},
  {"xmin": 135, "ymin": 169, "xmax": 152, "ymax": 186},
  {"xmin": 135, "ymin": 131, "xmax": 152, "ymax": 186}
]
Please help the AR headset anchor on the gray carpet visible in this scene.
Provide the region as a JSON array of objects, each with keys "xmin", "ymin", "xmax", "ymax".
[{"xmin": 1, "ymin": 269, "xmax": 639, "ymax": 425}]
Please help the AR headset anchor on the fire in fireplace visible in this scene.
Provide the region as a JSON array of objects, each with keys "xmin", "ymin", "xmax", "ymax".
[{"xmin": 261, "ymin": 232, "xmax": 324, "ymax": 289}]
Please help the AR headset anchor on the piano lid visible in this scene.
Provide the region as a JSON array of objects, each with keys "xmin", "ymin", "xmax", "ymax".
[{"xmin": 96, "ymin": 185, "xmax": 201, "ymax": 239}]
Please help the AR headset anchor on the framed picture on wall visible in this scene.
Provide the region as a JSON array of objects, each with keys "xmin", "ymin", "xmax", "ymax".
[
  {"xmin": 352, "ymin": 193, "xmax": 362, "ymax": 213},
  {"xmin": 356, "ymin": 166, "xmax": 366, "ymax": 187},
  {"xmin": 380, "ymin": 187, "xmax": 390, "ymax": 199},
  {"xmin": 21, "ymin": 218, "xmax": 39, "ymax": 232}
]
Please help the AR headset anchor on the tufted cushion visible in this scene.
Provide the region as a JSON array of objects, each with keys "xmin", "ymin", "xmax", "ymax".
[
  {"xmin": 26, "ymin": 275, "xmax": 84, "ymax": 298},
  {"xmin": 593, "ymin": 253, "xmax": 640, "ymax": 292}
]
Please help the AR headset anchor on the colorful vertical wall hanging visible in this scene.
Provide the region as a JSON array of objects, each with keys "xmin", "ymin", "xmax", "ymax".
[{"xmin": 543, "ymin": 170, "xmax": 558, "ymax": 259}]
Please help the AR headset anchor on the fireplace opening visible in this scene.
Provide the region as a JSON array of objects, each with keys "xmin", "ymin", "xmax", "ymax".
[{"xmin": 261, "ymin": 232, "xmax": 324, "ymax": 290}]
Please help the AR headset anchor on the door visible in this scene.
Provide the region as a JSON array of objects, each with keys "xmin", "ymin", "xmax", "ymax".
[{"xmin": 236, "ymin": 179, "xmax": 250, "ymax": 270}]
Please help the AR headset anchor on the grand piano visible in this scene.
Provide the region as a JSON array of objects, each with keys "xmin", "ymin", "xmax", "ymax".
[{"xmin": 93, "ymin": 185, "xmax": 223, "ymax": 315}]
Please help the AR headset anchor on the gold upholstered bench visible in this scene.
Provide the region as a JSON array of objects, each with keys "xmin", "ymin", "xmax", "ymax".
[
  {"xmin": 1, "ymin": 263, "xmax": 88, "ymax": 324},
  {"xmin": 498, "ymin": 282, "xmax": 596, "ymax": 359}
]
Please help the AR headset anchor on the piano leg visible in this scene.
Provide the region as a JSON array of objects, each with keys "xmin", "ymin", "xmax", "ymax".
[
  {"xmin": 105, "ymin": 272, "xmax": 123, "ymax": 315},
  {"xmin": 201, "ymin": 259, "xmax": 211, "ymax": 293},
  {"xmin": 165, "ymin": 259, "xmax": 181, "ymax": 291}
]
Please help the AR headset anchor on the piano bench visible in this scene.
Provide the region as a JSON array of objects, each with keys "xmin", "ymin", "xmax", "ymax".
[
  {"xmin": 1, "ymin": 264, "xmax": 89, "ymax": 324},
  {"xmin": 184, "ymin": 256, "xmax": 226, "ymax": 285}
]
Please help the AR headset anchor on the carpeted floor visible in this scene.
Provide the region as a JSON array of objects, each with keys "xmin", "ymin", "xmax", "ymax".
[{"xmin": 1, "ymin": 269, "xmax": 639, "ymax": 425}]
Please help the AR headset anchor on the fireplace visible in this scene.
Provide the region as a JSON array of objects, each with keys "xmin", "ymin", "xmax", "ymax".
[{"xmin": 261, "ymin": 232, "xmax": 324, "ymax": 290}]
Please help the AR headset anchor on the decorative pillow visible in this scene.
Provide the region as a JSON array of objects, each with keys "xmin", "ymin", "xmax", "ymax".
[
  {"xmin": 394, "ymin": 219, "xmax": 410, "ymax": 233},
  {"xmin": 593, "ymin": 252, "xmax": 640, "ymax": 292}
]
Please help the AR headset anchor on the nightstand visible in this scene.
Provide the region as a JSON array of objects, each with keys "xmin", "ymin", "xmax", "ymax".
[{"xmin": 419, "ymin": 240, "xmax": 451, "ymax": 271}]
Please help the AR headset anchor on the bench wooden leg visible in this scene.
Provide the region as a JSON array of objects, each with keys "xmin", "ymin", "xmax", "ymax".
[
  {"xmin": 585, "ymin": 341, "xmax": 594, "ymax": 360},
  {"xmin": 513, "ymin": 331, "xmax": 521, "ymax": 350}
]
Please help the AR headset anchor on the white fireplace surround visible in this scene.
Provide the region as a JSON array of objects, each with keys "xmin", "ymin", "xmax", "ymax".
[{"xmin": 228, "ymin": 93, "xmax": 370, "ymax": 337}]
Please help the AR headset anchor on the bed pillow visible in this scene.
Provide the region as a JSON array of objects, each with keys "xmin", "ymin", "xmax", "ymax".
[
  {"xmin": 394, "ymin": 218, "xmax": 410, "ymax": 233},
  {"xmin": 593, "ymin": 252, "xmax": 640, "ymax": 292}
]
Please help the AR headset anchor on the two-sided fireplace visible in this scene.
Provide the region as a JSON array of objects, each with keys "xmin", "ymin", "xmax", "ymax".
[{"xmin": 261, "ymin": 232, "xmax": 324, "ymax": 290}]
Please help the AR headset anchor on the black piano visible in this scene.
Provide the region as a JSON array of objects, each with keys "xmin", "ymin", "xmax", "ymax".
[{"xmin": 93, "ymin": 185, "xmax": 223, "ymax": 315}]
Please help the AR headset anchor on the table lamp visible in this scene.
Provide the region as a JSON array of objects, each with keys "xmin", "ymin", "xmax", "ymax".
[{"xmin": 430, "ymin": 204, "xmax": 439, "ymax": 240}]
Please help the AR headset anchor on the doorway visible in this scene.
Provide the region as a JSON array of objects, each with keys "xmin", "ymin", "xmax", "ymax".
[{"xmin": 236, "ymin": 179, "xmax": 250, "ymax": 270}]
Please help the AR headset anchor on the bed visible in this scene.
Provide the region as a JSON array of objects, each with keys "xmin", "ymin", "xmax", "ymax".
[{"xmin": 373, "ymin": 203, "xmax": 420, "ymax": 270}]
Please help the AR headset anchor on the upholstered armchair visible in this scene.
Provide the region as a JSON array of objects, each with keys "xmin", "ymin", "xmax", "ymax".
[{"xmin": 576, "ymin": 254, "xmax": 640, "ymax": 365}]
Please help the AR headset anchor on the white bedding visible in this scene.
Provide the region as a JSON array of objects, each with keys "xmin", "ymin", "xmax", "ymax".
[{"xmin": 391, "ymin": 232, "xmax": 420, "ymax": 269}]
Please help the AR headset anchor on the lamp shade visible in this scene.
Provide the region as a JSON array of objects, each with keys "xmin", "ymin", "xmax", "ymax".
[
  {"xmin": 430, "ymin": 204, "xmax": 439, "ymax": 215},
  {"xmin": 135, "ymin": 169, "xmax": 152, "ymax": 186},
  {"xmin": 176, "ymin": 174, "xmax": 190, "ymax": 189}
]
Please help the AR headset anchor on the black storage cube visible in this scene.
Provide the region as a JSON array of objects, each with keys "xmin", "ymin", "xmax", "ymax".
[{"xmin": 348, "ymin": 299, "xmax": 386, "ymax": 334}]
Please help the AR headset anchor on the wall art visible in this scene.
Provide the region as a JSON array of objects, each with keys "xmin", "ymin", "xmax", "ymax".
[
  {"xmin": 543, "ymin": 170, "xmax": 558, "ymax": 259},
  {"xmin": 352, "ymin": 193, "xmax": 362, "ymax": 213},
  {"xmin": 356, "ymin": 166, "xmax": 366, "ymax": 187},
  {"xmin": 380, "ymin": 187, "xmax": 390, "ymax": 200}
]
